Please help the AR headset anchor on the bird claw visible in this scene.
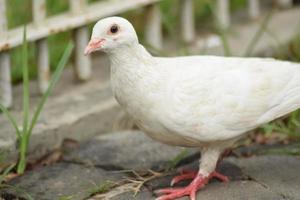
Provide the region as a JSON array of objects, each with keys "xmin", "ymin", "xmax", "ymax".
[
  {"xmin": 210, "ymin": 171, "xmax": 229, "ymax": 182},
  {"xmin": 155, "ymin": 175, "xmax": 207, "ymax": 200},
  {"xmin": 170, "ymin": 169, "xmax": 228, "ymax": 186},
  {"xmin": 156, "ymin": 171, "xmax": 229, "ymax": 200},
  {"xmin": 170, "ymin": 170, "xmax": 197, "ymax": 186}
]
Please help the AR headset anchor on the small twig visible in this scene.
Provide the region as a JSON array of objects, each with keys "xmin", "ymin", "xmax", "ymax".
[{"xmin": 124, "ymin": 169, "xmax": 167, "ymax": 196}]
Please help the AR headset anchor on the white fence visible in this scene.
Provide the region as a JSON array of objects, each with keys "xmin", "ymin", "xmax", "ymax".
[{"xmin": 0, "ymin": 0, "xmax": 294, "ymax": 108}]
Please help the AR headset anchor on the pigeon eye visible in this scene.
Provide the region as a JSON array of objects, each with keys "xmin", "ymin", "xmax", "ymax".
[{"xmin": 110, "ymin": 25, "xmax": 119, "ymax": 34}]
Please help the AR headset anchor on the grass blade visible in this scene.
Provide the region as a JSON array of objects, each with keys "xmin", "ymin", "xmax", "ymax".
[
  {"xmin": 217, "ymin": 28, "xmax": 232, "ymax": 56},
  {"xmin": 0, "ymin": 184, "xmax": 34, "ymax": 200},
  {"xmin": 205, "ymin": 0, "xmax": 232, "ymax": 56},
  {"xmin": 0, "ymin": 104, "xmax": 21, "ymax": 139},
  {"xmin": 27, "ymin": 42, "xmax": 74, "ymax": 137},
  {"xmin": 0, "ymin": 164, "xmax": 15, "ymax": 184},
  {"xmin": 16, "ymin": 26, "xmax": 30, "ymax": 174},
  {"xmin": 22, "ymin": 26, "xmax": 29, "ymax": 135},
  {"xmin": 243, "ymin": 9, "xmax": 274, "ymax": 56},
  {"xmin": 168, "ymin": 149, "xmax": 189, "ymax": 170}
]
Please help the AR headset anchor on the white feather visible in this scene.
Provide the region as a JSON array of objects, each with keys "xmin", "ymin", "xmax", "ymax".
[
  {"xmin": 108, "ymin": 44, "xmax": 300, "ymax": 147},
  {"xmin": 89, "ymin": 16, "xmax": 300, "ymax": 176}
]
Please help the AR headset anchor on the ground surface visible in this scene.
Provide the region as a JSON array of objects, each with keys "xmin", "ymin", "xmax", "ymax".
[{"xmin": 1, "ymin": 130, "xmax": 299, "ymax": 200}]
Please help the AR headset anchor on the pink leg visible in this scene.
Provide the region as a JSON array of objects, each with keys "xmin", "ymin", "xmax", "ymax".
[
  {"xmin": 171, "ymin": 169, "xmax": 228, "ymax": 186},
  {"xmin": 156, "ymin": 171, "xmax": 229, "ymax": 200}
]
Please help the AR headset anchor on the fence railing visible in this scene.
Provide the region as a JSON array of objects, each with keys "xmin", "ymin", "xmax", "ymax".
[{"xmin": 0, "ymin": 0, "xmax": 295, "ymax": 108}]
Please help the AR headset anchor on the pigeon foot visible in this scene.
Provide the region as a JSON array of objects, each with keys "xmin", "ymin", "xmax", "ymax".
[
  {"xmin": 156, "ymin": 171, "xmax": 229, "ymax": 200},
  {"xmin": 171, "ymin": 169, "xmax": 228, "ymax": 186}
]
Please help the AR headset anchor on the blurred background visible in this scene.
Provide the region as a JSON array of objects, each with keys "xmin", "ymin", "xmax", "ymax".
[
  {"xmin": 1, "ymin": 0, "xmax": 300, "ymax": 167},
  {"xmin": 5, "ymin": 0, "xmax": 300, "ymax": 82}
]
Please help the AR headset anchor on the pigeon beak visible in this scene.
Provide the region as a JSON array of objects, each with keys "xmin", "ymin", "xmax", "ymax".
[{"xmin": 84, "ymin": 38, "xmax": 105, "ymax": 56}]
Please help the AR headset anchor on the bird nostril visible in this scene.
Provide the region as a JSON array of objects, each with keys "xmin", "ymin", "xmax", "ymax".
[
  {"xmin": 87, "ymin": 38, "xmax": 105, "ymax": 49},
  {"xmin": 84, "ymin": 38, "xmax": 105, "ymax": 55},
  {"xmin": 90, "ymin": 38, "xmax": 105, "ymax": 47}
]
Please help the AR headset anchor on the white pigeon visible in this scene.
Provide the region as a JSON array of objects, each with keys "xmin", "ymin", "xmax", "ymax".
[{"xmin": 85, "ymin": 17, "xmax": 300, "ymax": 200}]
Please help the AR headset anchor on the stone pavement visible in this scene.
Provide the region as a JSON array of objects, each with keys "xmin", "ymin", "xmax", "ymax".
[{"xmin": 1, "ymin": 131, "xmax": 300, "ymax": 200}]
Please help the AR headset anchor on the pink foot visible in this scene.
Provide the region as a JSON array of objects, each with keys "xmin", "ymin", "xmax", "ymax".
[
  {"xmin": 171, "ymin": 169, "xmax": 228, "ymax": 186},
  {"xmin": 156, "ymin": 171, "xmax": 229, "ymax": 200},
  {"xmin": 170, "ymin": 169, "xmax": 197, "ymax": 186}
]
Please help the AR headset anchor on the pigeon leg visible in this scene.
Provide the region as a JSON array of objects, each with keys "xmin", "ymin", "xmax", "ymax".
[
  {"xmin": 156, "ymin": 171, "xmax": 228, "ymax": 200},
  {"xmin": 171, "ymin": 169, "xmax": 228, "ymax": 186},
  {"xmin": 156, "ymin": 147, "xmax": 229, "ymax": 200}
]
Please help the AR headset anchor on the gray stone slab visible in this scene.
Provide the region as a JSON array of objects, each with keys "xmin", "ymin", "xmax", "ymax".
[
  {"xmin": 2, "ymin": 135, "xmax": 299, "ymax": 200},
  {"xmin": 233, "ymin": 143, "xmax": 300, "ymax": 157},
  {"xmin": 88, "ymin": 150, "xmax": 300, "ymax": 200},
  {"xmin": 146, "ymin": 160, "xmax": 245, "ymax": 191},
  {"xmin": 0, "ymin": 162, "xmax": 123, "ymax": 200},
  {"xmin": 91, "ymin": 180, "xmax": 281, "ymax": 200},
  {"xmin": 105, "ymin": 189, "xmax": 154, "ymax": 200},
  {"xmin": 230, "ymin": 155, "xmax": 300, "ymax": 200},
  {"xmin": 2, "ymin": 129, "xmax": 300, "ymax": 200},
  {"xmin": 145, "ymin": 159, "xmax": 283, "ymax": 200},
  {"xmin": 193, "ymin": 180, "xmax": 282, "ymax": 200},
  {"xmin": 90, "ymin": 167, "xmax": 281, "ymax": 200},
  {"xmin": 64, "ymin": 131, "xmax": 196, "ymax": 171},
  {"xmin": 112, "ymin": 192, "xmax": 153, "ymax": 200}
]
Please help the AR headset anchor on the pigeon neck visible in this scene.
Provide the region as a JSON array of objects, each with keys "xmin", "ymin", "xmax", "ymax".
[{"xmin": 108, "ymin": 43, "xmax": 153, "ymax": 67}]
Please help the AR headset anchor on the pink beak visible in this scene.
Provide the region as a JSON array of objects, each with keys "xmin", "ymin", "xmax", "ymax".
[{"xmin": 84, "ymin": 38, "xmax": 105, "ymax": 55}]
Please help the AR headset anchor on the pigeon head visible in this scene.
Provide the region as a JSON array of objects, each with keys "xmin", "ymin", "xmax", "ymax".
[{"xmin": 84, "ymin": 17, "xmax": 138, "ymax": 55}]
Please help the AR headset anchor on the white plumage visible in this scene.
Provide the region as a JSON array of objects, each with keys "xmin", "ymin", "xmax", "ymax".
[{"xmin": 85, "ymin": 17, "xmax": 300, "ymax": 200}]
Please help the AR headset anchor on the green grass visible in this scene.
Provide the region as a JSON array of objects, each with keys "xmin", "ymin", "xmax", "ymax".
[
  {"xmin": 57, "ymin": 196, "xmax": 74, "ymax": 200},
  {"xmin": 0, "ymin": 164, "xmax": 15, "ymax": 185},
  {"xmin": 262, "ymin": 33, "xmax": 300, "ymax": 139},
  {"xmin": 168, "ymin": 149, "xmax": 189, "ymax": 170},
  {"xmin": 243, "ymin": 9, "xmax": 275, "ymax": 56},
  {"xmin": 88, "ymin": 181, "xmax": 116, "ymax": 197},
  {"xmin": 0, "ymin": 27, "xmax": 74, "ymax": 174},
  {"xmin": 0, "ymin": 184, "xmax": 34, "ymax": 200}
]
